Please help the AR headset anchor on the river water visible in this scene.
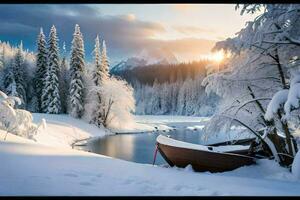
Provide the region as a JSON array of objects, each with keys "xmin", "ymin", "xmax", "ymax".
[{"xmin": 75, "ymin": 129, "xmax": 206, "ymax": 165}]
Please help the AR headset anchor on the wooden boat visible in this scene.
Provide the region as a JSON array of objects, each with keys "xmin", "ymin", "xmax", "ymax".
[{"xmin": 156, "ymin": 135, "xmax": 256, "ymax": 173}]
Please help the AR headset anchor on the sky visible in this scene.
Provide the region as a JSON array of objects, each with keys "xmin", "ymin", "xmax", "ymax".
[{"xmin": 0, "ymin": 4, "xmax": 260, "ymax": 65}]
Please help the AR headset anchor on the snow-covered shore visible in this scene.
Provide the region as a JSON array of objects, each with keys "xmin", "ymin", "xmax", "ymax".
[
  {"xmin": 0, "ymin": 114, "xmax": 300, "ymax": 196},
  {"xmin": 29, "ymin": 113, "xmax": 208, "ymax": 148},
  {"xmin": 31, "ymin": 113, "xmax": 110, "ymax": 148},
  {"xmin": 30, "ymin": 113, "xmax": 190, "ymax": 148}
]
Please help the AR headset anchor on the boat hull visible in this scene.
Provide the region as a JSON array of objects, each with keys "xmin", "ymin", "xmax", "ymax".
[{"xmin": 157, "ymin": 142, "xmax": 255, "ymax": 173}]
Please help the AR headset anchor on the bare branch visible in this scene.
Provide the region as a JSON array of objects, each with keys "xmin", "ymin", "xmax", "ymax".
[{"xmin": 218, "ymin": 114, "xmax": 264, "ymax": 140}]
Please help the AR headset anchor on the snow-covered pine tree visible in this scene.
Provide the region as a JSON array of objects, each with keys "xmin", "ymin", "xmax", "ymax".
[
  {"xmin": 12, "ymin": 42, "xmax": 27, "ymax": 107},
  {"xmin": 88, "ymin": 36, "xmax": 112, "ymax": 127},
  {"xmin": 88, "ymin": 35, "xmax": 102, "ymax": 126},
  {"xmin": 84, "ymin": 37, "xmax": 114, "ymax": 127},
  {"xmin": 0, "ymin": 46, "xmax": 4, "ymax": 72},
  {"xmin": 69, "ymin": 24, "xmax": 86, "ymax": 118},
  {"xmin": 150, "ymin": 79, "xmax": 161, "ymax": 114},
  {"xmin": 34, "ymin": 28, "xmax": 48, "ymax": 112},
  {"xmin": 100, "ymin": 40, "xmax": 110, "ymax": 79},
  {"xmin": 0, "ymin": 46, "xmax": 5, "ymax": 92},
  {"xmin": 3, "ymin": 68, "xmax": 17, "ymax": 97},
  {"xmin": 41, "ymin": 25, "xmax": 61, "ymax": 114},
  {"xmin": 92, "ymin": 35, "xmax": 102, "ymax": 85},
  {"xmin": 59, "ymin": 42, "xmax": 69, "ymax": 114}
]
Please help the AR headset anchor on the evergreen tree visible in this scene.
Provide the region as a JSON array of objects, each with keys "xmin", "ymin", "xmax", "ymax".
[
  {"xmin": 100, "ymin": 40, "xmax": 110, "ymax": 79},
  {"xmin": 34, "ymin": 28, "xmax": 48, "ymax": 112},
  {"xmin": 13, "ymin": 42, "xmax": 27, "ymax": 107},
  {"xmin": 69, "ymin": 24, "xmax": 85, "ymax": 118},
  {"xmin": 89, "ymin": 35, "xmax": 102, "ymax": 126},
  {"xmin": 0, "ymin": 46, "xmax": 4, "ymax": 72},
  {"xmin": 87, "ymin": 36, "xmax": 112, "ymax": 127},
  {"xmin": 0, "ymin": 46, "xmax": 5, "ymax": 92},
  {"xmin": 42, "ymin": 25, "xmax": 61, "ymax": 114},
  {"xmin": 60, "ymin": 42, "xmax": 69, "ymax": 113},
  {"xmin": 150, "ymin": 79, "xmax": 161, "ymax": 113},
  {"xmin": 92, "ymin": 35, "xmax": 102, "ymax": 85},
  {"xmin": 3, "ymin": 68, "xmax": 17, "ymax": 97}
]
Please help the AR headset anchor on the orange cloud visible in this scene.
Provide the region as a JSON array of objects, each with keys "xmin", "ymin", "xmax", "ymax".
[
  {"xmin": 173, "ymin": 25, "xmax": 214, "ymax": 35},
  {"xmin": 172, "ymin": 4, "xmax": 199, "ymax": 12},
  {"xmin": 143, "ymin": 37, "xmax": 217, "ymax": 62}
]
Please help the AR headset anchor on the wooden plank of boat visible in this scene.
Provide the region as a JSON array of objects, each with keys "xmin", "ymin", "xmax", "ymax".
[{"xmin": 156, "ymin": 135, "xmax": 256, "ymax": 173}]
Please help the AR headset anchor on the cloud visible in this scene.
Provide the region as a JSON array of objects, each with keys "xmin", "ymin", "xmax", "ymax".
[
  {"xmin": 148, "ymin": 38, "xmax": 216, "ymax": 61},
  {"xmin": 173, "ymin": 25, "xmax": 215, "ymax": 35},
  {"xmin": 172, "ymin": 4, "xmax": 199, "ymax": 12},
  {"xmin": 124, "ymin": 37, "xmax": 216, "ymax": 62},
  {"xmin": 125, "ymin": 13, "xmax": 136, "ymax": 21},
  {"xmin": 0, "ymin": 22, "xmax": 36, "ymax": 36},
  {"xmin": 0, "ymin": 4, "xmax": 215, "ymax": 63}
]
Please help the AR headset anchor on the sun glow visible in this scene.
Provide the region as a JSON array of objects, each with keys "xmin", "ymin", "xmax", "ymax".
[
  {"xmin": 211, "ymin": 51, "xmax": 224, "ymax": 63},
  {"xmin": 201, "ymin": 50, "xmax": 225, "ymax": 63}
]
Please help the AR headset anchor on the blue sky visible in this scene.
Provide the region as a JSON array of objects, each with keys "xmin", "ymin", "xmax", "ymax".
[{"xmin": 0, "ymin": 4, "xmax": 259, "ymax": 64}]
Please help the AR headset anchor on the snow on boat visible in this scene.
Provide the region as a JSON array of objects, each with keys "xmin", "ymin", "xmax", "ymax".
[{"xmin": 156, "ymin": 135, "xmax": 256, "ymax": 172}]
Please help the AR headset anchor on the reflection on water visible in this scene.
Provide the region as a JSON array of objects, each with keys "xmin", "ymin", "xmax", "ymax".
[{"xmin": 76, "ymin": 129, "xmax": 206, "ymax": 165}]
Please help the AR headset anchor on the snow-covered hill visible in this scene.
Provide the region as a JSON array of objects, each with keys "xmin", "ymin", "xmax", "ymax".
[
  {"xmin": 1, "ymin": 114, "xmax": 300, "ymax": 196},
  {"xmin": 111, "ymin": 48, "xmax": 178, "ymax": 73}
]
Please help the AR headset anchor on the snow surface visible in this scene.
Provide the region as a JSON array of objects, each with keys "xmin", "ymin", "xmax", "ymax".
[
  {"xmin": 0, "ymin": 114, "xmax": 300, "ymax": 196},
  {"xmin": 107, "ymin": 115, "xmax": 199, "ymax": 133},
  {"xmin": 31, "ymin": 113, "xmax": 111, "ymax": 148},
  {"xmin": 133, "ymin": 115, "xmax": 210, "ymax": 130}
]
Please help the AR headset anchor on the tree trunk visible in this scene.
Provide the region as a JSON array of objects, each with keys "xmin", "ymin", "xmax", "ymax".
[
  {"xmin": 266, "ymin": 131, "xmax": 294, "ymax": 166},
  {"xmin": 277, "ymin": 111, "xmax": 294, "ymax": 156},
  {"xmin": 247, "ymin": 86, "xmax": 293, "ymax": 166}
]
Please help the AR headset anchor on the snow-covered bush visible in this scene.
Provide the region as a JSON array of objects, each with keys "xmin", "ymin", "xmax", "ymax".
[
  {"xmin": 101, "ymin": 77, "xmax": 135, "ymax": 130},
  {"xmin": 11, "ymin": 109, "xmax": 38, "ymax": 139},
  {"xmin": 0, "ymin": 90, "xmax": 38, "ymax": 139},
  {"xmin": 85, "ymin": 76, "xmax": 135, "ymax": 130},
  {"xmin": 0, "ymin": 90, "xmax": 18, "ymax": 132}
]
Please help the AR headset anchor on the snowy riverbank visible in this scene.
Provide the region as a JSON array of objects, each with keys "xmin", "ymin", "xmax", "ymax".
[
  {"xmin": 30, "ymin": 113, "xmax": 210, "ymax": 148},
  {"xmin": 0, "ymin": 114, "xmax": 300, "ymax": 196}
]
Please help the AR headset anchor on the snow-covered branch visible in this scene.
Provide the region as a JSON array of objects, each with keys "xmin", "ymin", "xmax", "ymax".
[{"xmin": 264, "ymin": 89, "xmax": 289, "ymax": 121}]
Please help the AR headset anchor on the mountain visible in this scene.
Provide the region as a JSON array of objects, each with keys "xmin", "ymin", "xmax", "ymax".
[
  {"xmin": 111, "ymin": 48, "xmax": 178, "ymax": 73},
  {"xmin": 110, "ymin": 57, "xmax": 148, "ymax": 73}
]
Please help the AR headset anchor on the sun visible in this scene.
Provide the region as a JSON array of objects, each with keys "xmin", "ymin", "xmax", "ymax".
[
  {"xmin": 201, "ymin": 50, "xmax": 225, "ymax": 63},
  {"xmin": 211, "ymin": 51, "xmax": 225, "ymax": 63}
]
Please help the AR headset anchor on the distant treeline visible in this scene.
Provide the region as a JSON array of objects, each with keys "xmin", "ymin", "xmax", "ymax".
[{"xmin": 111, "ymin": 60, "xmax": 211, "ymax": 86}]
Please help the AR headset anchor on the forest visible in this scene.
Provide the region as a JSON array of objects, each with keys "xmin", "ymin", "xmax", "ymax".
[
  {"xmin": 112, "ymin": 60, "xmax": 222, "ymax": 116},
  {"xmin": 0, "ymin": 25, "xmax": 135, "ymax": 131}
]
